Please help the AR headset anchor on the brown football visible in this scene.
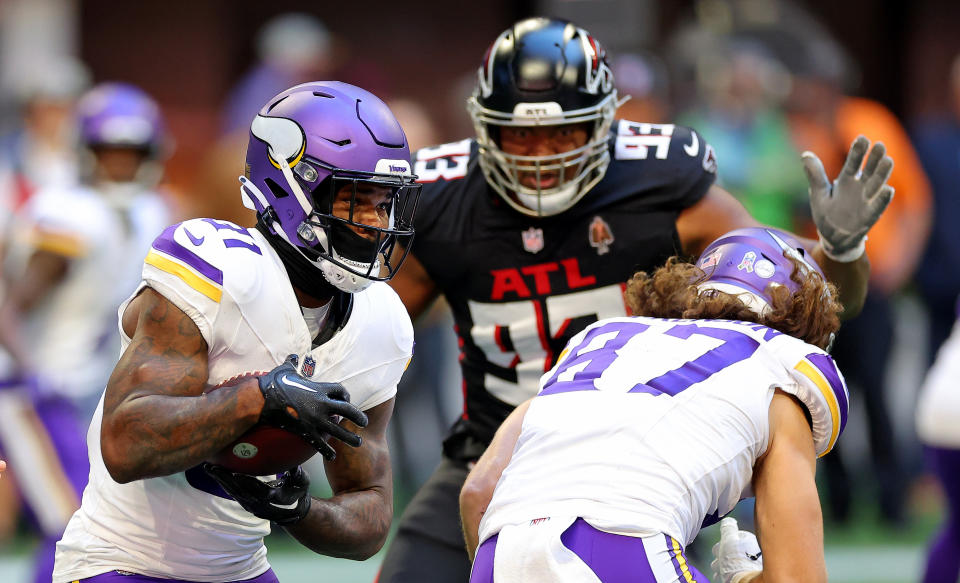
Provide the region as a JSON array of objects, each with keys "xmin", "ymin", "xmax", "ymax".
[{"xmin": 204, "ymin": 372, "xmax": 319, "ymax": 475}]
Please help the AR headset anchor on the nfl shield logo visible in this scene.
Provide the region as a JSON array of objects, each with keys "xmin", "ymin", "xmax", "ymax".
[
  {"xmin": 302, "ymin": 355, "xmax": 316, "ymax": 378},
  {"xmin": 521, "ymin": 227, "xmax": 544, "ymax": 254}
]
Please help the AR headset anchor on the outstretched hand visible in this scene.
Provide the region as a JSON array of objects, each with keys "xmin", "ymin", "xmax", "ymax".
[
  {"xmin": 802, "ymin": 135, "xmax": 895, "ymax": 262},
  {"xmin": 711, "ymin": 517, "xmax": 763, "ymax": 583},
  {"xmin": 258, "ymin": 355, "xmax": 369, "ymax": 460}
]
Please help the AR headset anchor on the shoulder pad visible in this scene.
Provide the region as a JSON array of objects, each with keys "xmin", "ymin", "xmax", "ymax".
[
  {"xmin": 24, "ymin": 187, "xmax": 103, "ymax": 249},
  {"xmin": 358, "ymin": 282, "xmax": 414, "ymax": 353},
  {"xmin": 143, "ymin": 218, "xmax": 271, "ymax": 347},
  {"xmin": 144, "ymin": 218, "xmax": 268, "ymax": 303},
  {"xmin": 145, "ymin": 219, "xmax": 232, "ymax": 304},
  {"xmin": 413, "ymin": 138, "xmax": 474, "ymax": 184},
  {"xmin": 770, "ymin": 336, "xmax": 849, "ymax": 457},
  {"xmin": 613, "ymin": 120, "xmax": 717, "ymax": 175}
]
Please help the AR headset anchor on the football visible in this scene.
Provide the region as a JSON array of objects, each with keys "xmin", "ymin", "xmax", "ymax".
[{"xmin": 205, "ymin": 372, "xmax": 320, "ymax": 475}]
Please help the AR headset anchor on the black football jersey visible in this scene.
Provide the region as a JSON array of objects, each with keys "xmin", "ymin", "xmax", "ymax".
[{"xmin": 410, "ymin": 120, "xmax": 718, "ymax": 459}]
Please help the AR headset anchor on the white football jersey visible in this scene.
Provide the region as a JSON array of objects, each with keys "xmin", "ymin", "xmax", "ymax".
[
  {"xmin": 917, "ymin": 315, "xmax": 960, "ymax": 448},
  {"xmin": 54, "ymin": 218, "xmax": 413, "ymax": 582},
  {"xmin": 478, "ymin": 316, "xmax": 847, "ymax": 548},
  {"xmin": 5, "ymin": 184, "xmax": 170, "ymax": 397}
]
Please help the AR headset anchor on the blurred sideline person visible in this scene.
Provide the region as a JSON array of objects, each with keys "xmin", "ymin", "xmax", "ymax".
[
  {"xmin": 609, "ymin": 51, "xmax": 671, "ymax": 125},
  {"xmin": 379, "ymin": 17, "xmax": 893, "ymax": 583},
  {"xmin": 461, "ymin": 227, "xmax": 845, "ymax": 582},
  {"xmin": 52, "ymin": 81, "xmax": 421, "ymax": 583},
  {"xmin": 912, "ymin": 53, "xmax": 960, "ymax": 361},
  {"xmin": 916, "ymin": 305, "xmax": 960, "ymax": 583},
  {"xmin": 0, "ymin": 54, "xmax": 90, "ymax": 547},
  {"xmin": 198, "ymin": 14, "xmax": 336, "ymax": 228},
  {"xmin": 0, "ymin": 82, "xmax": 172, "ymax": 583},
  {"xmin": 222, "ymin": 13, "xmax": 333, "ymax": 135},
  {"xmin": 0, "ymin": 56, "xmax": 91, "ymax": 235},
  {"xmin": 785, "ymin": 36, "xmax": 932, "ymax": 527},
  {"xmin": 679, "ymin": 39, "xmax": 809, "ymax": 232}
]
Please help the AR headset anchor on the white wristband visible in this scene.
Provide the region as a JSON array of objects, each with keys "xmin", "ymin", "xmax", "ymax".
[{"xmin": 819, "ymin": 233, "xmax": 867, "ymax": 263}]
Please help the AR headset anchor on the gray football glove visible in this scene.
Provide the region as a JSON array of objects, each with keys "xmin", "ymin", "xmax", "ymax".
[
  {"xmin": 802, "ymin": 135, "xmax": 895, "ymax": 262},
  {"xmin": 711, "ymin": 517, "xmax": 763, "ymax": 583}
]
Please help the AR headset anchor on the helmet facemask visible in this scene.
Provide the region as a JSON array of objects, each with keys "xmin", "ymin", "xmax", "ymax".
[
  {"xmin": 244, "ymin": 153, "xmax": 420, "ymax": 293},
  {"xmin": 296, "ymin": 161, "xmax": 420, "ymax": 288},
  {"xmin": 467, "ymin": 19, "xmax": 622, "ymax": 217},
  {"xmin": 468, "ymin": 92, "xmax": 617, "ymax": 217}
]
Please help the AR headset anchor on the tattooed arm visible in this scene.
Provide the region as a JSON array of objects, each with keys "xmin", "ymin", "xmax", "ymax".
[
  {"xmin": 285, "ymin": 398, "xmax": 394, "ymax": 560},
  {"xmin": 100, "ymin": 287, "xmax": 265, "ymax": 483}
]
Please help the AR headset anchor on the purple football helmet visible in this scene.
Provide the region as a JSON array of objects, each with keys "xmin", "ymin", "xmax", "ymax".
[
  {"xmin": 695, "ymin": 227, "xmax": 826, "ymax": 314},
  {"xmin": 76, "ymin": 82, "xmax": 165, "ymax": 155},
  {"xmin": 240, "ymin": 81, "xmax": 420, "ymax": 293}
]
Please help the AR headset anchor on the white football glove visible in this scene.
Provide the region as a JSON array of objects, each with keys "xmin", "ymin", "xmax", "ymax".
[
  {"xmin": 711, "ymin": 517, "xmax": 763, "ymax": 583},
  {"xmin": 802, "ymin": 135, "xmax": 895, "ymax": 262}
]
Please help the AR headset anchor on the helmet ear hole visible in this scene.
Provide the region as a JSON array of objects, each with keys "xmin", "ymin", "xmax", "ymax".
[{"xmin": 264, "ymin": 178, "xmax": 289, "ymax": 199}]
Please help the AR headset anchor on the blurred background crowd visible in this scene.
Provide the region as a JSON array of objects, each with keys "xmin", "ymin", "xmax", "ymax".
[{"xmin": 0, "ymin": 0, "xmax": 959, "ymax": 581}]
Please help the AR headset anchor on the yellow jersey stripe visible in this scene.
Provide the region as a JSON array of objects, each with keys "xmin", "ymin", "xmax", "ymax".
[
  {"xmin": 794, "ymin": 359, "xmax": 841, "ymax": 456},
  {"xmin": 145, "ymin": 249, "xmax": 222, "ymax": 303},
  {"xmin": 29, "ymin": 230, "xmax": 87, "ymax": 258},
  {"xmin": 670, "ymin": 536, "xmax": 697, "ymax": 582}
]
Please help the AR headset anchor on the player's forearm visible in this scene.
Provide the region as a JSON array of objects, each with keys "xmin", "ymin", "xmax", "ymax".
[
  {"xmin": 101, "ymin": 375, "xmax": 263, "ymax": 482},
  {"xmin": 460, "ymin": 490, "xmax": 484, "ymax": 561},
  {"xmin": 285, "ymin": 486, "xmax": 393, "ymax": 559},
  {"xmin": 814, "ymin": 247, "xmax": 869, "ymax": 319},
  {"xmin": 753, "ymin": 393, "xmax": 827, "ymax": 583}
]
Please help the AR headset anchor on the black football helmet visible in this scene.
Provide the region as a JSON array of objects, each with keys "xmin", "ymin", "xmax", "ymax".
[{"xmin": 467, "ymin": 17, "xmax": 620, "ymax": 216}]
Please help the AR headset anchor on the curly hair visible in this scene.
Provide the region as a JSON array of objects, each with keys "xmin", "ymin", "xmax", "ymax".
[{"xmin": 624, "ymin": 255, "xmax": 841, "ymax": 350}]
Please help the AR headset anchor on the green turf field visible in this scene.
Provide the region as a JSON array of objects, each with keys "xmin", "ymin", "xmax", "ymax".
[
  {"xmin": 1, "ymin": 479, "xmax": 942, "ymax": 582},
  {"xmin": 0, "ymin": 512, "xmax": 939, "ymax": 583}
]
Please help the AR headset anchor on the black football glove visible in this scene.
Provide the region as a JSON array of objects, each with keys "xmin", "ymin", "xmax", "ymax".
[
  {"xmin": 258, "ymin": 355, "xmax": 369, "ymax": 460},
  {"xmin": 203, "ymin": 463, "xmax": 311, "ymax": 524}
]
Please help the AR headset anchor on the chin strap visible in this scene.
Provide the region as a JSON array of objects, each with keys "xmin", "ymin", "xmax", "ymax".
[
  {"xmin": 256, "ymin": 216, "xmax": 335, "ymax": 299},
  {"xmin": 256, "ymin": 218, "xmax": 354, "ymax": 346}
]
